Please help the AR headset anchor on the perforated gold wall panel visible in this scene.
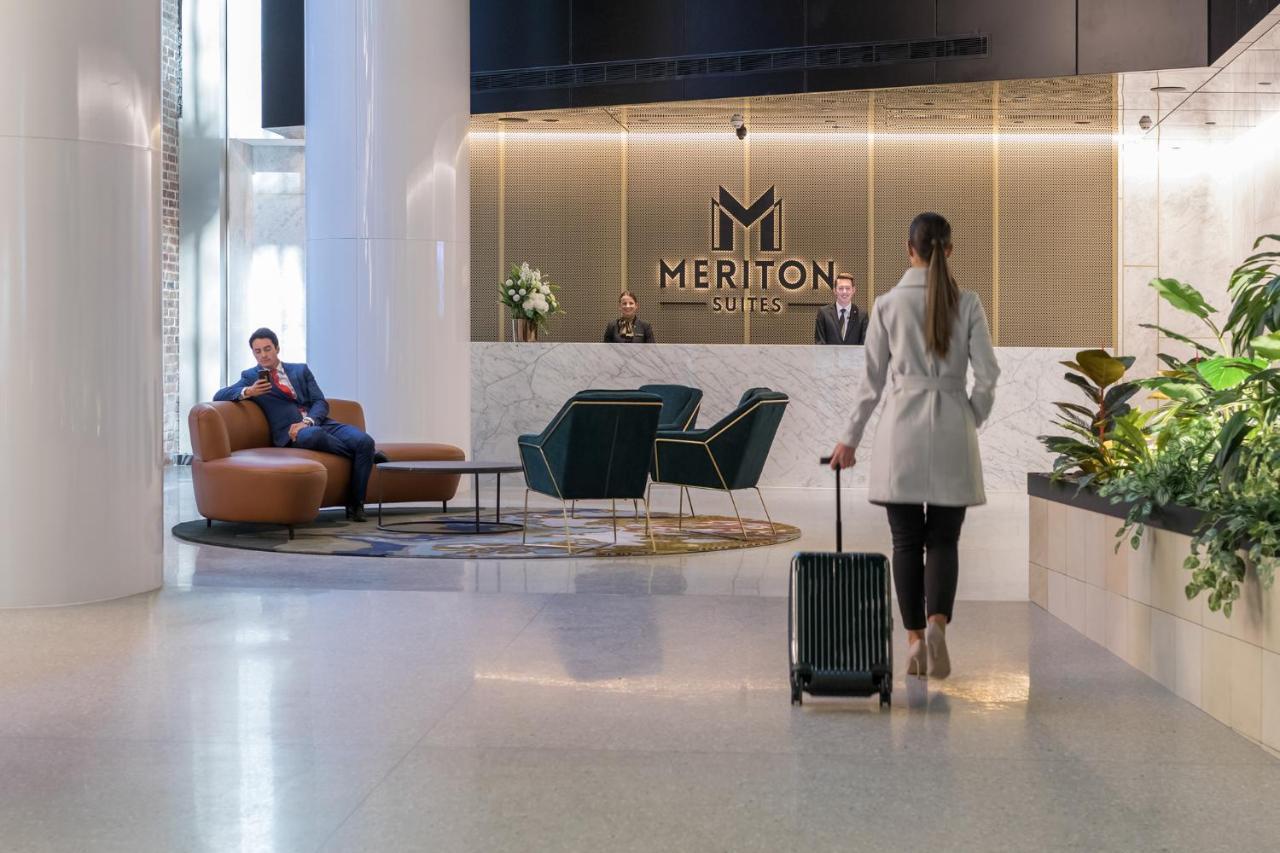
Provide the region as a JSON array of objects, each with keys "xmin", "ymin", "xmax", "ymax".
[
  {"xmin": 627, "ymin": 132, "xmax": 747, "ymax": 344},
  {"xmin": 749, "ymin": 127, "xmax": 870, "ymax": 345},
  {"xmin": 470, "ymin": 134, "xmax": 500, "ymax": 342},
  {"xmin": 470, "ymin": 76, "xmax": 1116, "ymax": 347},
  {"xmin": 503, "ymin": 134, "xmax": 622, "ymax": 342},
  {"xmin": 996, "ymin": 77, "xmax": 1116, "ymax": 347},
  {"xmin": 873, "ymin": 84, "xmax": 995, "ymax": 329}
]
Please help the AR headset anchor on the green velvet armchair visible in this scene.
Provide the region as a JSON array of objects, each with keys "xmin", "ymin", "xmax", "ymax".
[
  {"xmin": 639, "ymin": 384, "xmax": 702, "ymax": 431},
  {"xmin": 638, "ymin": 384, "xmax": 702, "ymax": 517},
  {"xmin": 518, "ymin": 390, "xmax": 663, "ymax": 551},
  {"xmin": 649, "ymin": 387, "xmax": 789, "ymax": 540}
]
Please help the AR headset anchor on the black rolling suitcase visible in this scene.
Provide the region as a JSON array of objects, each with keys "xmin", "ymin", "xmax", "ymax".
[{"xmin": 789, "ymin": 457, "xmax": 893, "ymax": 707}]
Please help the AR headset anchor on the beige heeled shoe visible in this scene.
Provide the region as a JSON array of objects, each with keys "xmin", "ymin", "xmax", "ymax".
[
  {"xmin": 907, "ymin": 639, "xmax": 927, "ymax": 676},
  {"xmin": 925, "ymin": 621, "xmax": 951, "ymax": 679}
]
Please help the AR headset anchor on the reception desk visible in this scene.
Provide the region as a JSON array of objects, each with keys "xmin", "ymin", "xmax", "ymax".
[{"xmin": 472, "ymin": 342, "xmax": 1073, "ymax": 490}]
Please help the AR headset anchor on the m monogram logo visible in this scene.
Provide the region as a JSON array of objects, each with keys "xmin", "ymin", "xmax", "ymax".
[{"xmin": 712, "ymin": 186, "xmax": 782, "ymax": 252}]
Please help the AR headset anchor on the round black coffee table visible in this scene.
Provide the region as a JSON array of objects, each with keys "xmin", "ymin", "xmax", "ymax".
[{"xmin": 376, "ymin": 460, "xmax": 524, "ymax": 534}]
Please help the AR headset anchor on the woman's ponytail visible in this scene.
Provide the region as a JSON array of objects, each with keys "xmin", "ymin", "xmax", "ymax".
[{"xmin": 911, "ymin": 214, "xmax": 960, "ymax": 359}]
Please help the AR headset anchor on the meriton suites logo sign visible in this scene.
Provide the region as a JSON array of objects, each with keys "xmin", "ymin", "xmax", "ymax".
[{"xmin": 659, "ymin": 186, "xmax": 835, "ymax": 314}]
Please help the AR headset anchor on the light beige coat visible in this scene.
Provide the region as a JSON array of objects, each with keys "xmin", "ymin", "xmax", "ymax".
[{"xmin": 840, "ymin": 266, "xmax": 1000, "ymax": 506}]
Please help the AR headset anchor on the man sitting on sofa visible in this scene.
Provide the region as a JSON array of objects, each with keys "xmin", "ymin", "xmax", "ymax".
[{"xmin": 214, "ymin": 327, "xmax": 384, "ymax": 521}]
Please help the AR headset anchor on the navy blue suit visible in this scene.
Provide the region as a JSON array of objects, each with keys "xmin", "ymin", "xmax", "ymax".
[{"xmin": 214, "ymin": 362, "xmax": 376, "ymax": 508}]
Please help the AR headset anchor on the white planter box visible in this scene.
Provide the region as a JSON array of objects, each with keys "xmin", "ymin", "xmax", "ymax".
[{"xmin": 1028, "ymin": 492, "xmax": 1280, "ymax": 753}]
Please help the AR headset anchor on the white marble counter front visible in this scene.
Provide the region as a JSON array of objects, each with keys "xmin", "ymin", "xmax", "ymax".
[{"xmin": 472, "ymin": 342, "xmax": 1074, "ymax": 491}]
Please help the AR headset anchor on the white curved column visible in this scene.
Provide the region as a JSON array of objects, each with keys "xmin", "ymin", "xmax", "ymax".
[
  {"xmin": 305, "ymin": 0, "xmax": 471, "ymax": 449},
  {"xmin": 0, "ymin": 0, "xmax": 163, "ymax": 606}
]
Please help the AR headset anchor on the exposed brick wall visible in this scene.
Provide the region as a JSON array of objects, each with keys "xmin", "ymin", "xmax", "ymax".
[{"xmin": 162, "ymin": 0, "xmax": 181, "ymax": 458}]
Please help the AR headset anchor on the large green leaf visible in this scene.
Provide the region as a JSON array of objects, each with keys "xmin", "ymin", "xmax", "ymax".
[
  {"xmin": 1138, "ymin": 323, "xmax": 1217, "ymax": 357},
  {"xmin": 1075, "ymin": 349, "xmax": 1127, "ymax": 388},
  {"xmin": 1063, "ymin": 371, "xmax": 1101, "ymax": 402},
  {"xmin": 1110, "ymin": 415, "xmax": 1151, "ymax": 463},
  {"xmin": 1151, "ymin": 277, "xmax": 1217, "ymax": 319},
  {"xmin": 1102, "ymin": 382, "xmax": 1139, "ymax": 410},
  {"xmin": 1213, "ymin": 411, "xmax": 1252, "ymax": 476},
  {"xmin": 1146, "ymin": 380, "xmax": 1207, "ymax": 402},
  {"xmin": 1251, "ymin": 331, "xmax": 1280, "ymax": 360},
  {"xmin": 1195, "ymin": 356, "xmax": 1268, "ymax": 390}
]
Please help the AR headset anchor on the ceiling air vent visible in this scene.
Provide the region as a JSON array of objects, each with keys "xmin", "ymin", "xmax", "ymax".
[{"xmin": 472, "ymin": 35, "xmax": 989, "ymax": 94}]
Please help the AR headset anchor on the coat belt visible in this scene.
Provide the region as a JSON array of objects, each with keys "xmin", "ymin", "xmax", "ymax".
[{"xmin": 892, "ymin": 375, "xmax": 966, "ymax": 392}]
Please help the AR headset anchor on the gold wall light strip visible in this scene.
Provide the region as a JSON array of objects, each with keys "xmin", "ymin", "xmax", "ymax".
[
  {"xmin": 991, "ymin": 80, "xmax": 1001, "ymax": 345},
  {"xmin": 1111, "ymin": 73, "xmax": 1120, "ymax": 350},
  {"xmin": 497, "ymin": 128, "xmax": 507, "ymax": 341},
  {"xmin": 742, "ymin": 102, "xmax": 752, "ymax": 345},
  {"xmin": 867, "ymin": 91, "xmax": 876, "ymax": 306},
  {"xmin": 620, "ymin": 108, "xmax": 628, "ymax": 295}
]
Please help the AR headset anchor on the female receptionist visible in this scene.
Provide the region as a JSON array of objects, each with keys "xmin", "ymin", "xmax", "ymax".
[{"xmin": 603, "ymin": 290, "xmax": 656, "ymax": 343}]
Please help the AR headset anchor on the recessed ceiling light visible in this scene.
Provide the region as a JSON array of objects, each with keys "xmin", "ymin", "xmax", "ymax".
[
  {"xmin": 1205, "ymin": 120, "xmax": 1217, "ymax": 125},
  {"xmin": 1074, "ymin": 120, "xmax": 1092, "ymax": 125},
  {"xmin": 1260, "ymin": 81, "xmax": 1273, "ymax": 86},
  {"xmin": 499, "ymin": 116, "xmax": 529, "ymax": 123},
  {"xmin": 1151, "ymin": 85, "xmax": 1187, "ymax": 93},
  {"xmin": 541, "ymin": 118, "xmax": 559, "ymax": 123}
]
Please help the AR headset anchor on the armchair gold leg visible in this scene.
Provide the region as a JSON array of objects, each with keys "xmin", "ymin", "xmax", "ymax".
[
  {"xmin": 632, "ymin": 499, "xmax": 639, "ymax": 518},
  {"xmin": 561, "ymin": 500, "xmax": 573, "ymax": 555},
  {"xmin": 643, "ymin": 497, "xmax": 655, "ymax": 553},
  {"xmin": 682, "ymin": 486, "xmax": 696, "ymax": 517},
  {"xmin": 753, "ymin": 487, "xmax": 776, "ymax": 535},
  {"xmin": 611, "ymin": 499, "xmax": 618, "ymax": 543},
  {"xmin": 644, "ymin": 483, "xmax": 654, "ymax": 537},
  {"xmin": 570, "ymin": 500, "xmax": 576, "ymax": 519},
  {"xmin": 726, "ymin": 488, "xmax": 749, "ymax": 541},
  {"xmin": 522, "ymin": 489, "xmax": 530, "ymax": 545}
]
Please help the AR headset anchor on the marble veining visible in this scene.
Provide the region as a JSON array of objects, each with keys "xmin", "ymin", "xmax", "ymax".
[{"xmin": 472, "ymin": 343, "xmax": 1076, "ymax": 490}]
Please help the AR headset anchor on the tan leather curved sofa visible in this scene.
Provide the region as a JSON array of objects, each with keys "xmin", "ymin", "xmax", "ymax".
[{"xmin": 188, "ymin": 399, "xmax": 464, "ymax": 531}]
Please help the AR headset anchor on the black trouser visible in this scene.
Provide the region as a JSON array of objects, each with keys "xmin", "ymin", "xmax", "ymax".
[{"xmin": 884, "ymin": 503, "xmax": 967, "ymax": 632}]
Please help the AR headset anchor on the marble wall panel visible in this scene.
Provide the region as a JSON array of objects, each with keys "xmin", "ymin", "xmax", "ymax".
[
  {"xmin": 472, "ymin": 342, "xmax": 1076, "ymax": 490},
  {"xmin": 1155, "ymin": 142, "xmax": 1238, "ymax": 340}
]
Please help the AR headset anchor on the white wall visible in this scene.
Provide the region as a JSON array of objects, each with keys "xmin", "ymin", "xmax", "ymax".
[{"xmin": 1118, "ymin": 19, "xmax": 1280, "ymax": 365}]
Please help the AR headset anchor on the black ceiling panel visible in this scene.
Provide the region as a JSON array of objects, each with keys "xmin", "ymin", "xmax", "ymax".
[
  {"xmin": 472, "ymin": 0, "xmax": 572, "ymax": 72},
  {"xmin": 806, "ymin": 62, "xmax": 939, "ymax": 93},
  {"xmin": 681, "ymin": 70, "xmax": 807, "ymax": 101},
  {"xmin": 806, "ymin": 1, "xmax": 937, "ymax": 43},
  {"xmin": 572, "ymin": 0, "xmax": 685, "ymax": 63},
  {"xmin": 936, "ymin": 0, "xmax": 1076, "ymax": 84},
  {"xmin": 686, "ymin": 0, "xmax": 805, "ymax": 54},
  {"xmin": 1078, "ymin": 0, "xmax": 1210, "ymax": 74}
]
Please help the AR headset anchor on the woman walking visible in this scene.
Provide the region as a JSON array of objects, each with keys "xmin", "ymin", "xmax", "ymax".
[{"xmin": 829, "ymin": 212, "xmax": 1000, "ymax": 679}]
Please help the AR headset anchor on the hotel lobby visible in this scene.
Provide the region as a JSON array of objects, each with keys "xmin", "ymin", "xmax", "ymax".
[{"xmin": 5, "ymin": 1, "xmax": 1280, "ymax": 850}]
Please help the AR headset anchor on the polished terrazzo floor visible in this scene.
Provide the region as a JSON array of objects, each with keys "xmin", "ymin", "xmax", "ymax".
[{"xmin": 0, "ymin": 469, "xmax": 1276, "ymax": 852}]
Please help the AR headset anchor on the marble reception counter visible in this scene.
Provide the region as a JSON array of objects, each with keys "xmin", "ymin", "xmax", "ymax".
[{"xmin": 471, "ymin": 342, "xmax": 1075, "ymax": 491}]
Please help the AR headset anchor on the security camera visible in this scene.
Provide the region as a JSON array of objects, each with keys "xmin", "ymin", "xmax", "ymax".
[
  {"xmin": 731, "ymin": 113, "xmax": 747, "ymax": 140},
  {"xmin": 1138, "ymin": 114, "xmax": 1153, "ymax": 131}
]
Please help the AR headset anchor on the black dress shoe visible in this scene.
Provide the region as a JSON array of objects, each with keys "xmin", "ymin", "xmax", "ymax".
[
  {"xmin": 373, "ymin": 450, "xmax": 390, "ymax": 464},
  {"xmin": 349, "ymin": 506, "xmax": 368, "ymax": 523}
]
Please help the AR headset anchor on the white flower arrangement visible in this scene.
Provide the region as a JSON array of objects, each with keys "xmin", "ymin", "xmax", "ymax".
[{"xmin": 499, "ymin": 262, "xmax": 561, "ymax": 331}]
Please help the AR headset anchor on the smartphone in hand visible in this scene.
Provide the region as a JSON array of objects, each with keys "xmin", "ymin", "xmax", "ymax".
[{"xmin": 257, "ymin": 368, "xmax": 270, "ymax": 384}]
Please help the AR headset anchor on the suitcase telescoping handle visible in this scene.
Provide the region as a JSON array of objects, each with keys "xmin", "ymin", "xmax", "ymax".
[{"xmin": 819, "ymin": 456, "xmax": 842, "ymax": 552}]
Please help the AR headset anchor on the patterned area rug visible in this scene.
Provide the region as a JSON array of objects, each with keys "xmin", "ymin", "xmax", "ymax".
[{"xmin": 172, "ymin": 506, "xmax": 800, "ymax": 559}]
